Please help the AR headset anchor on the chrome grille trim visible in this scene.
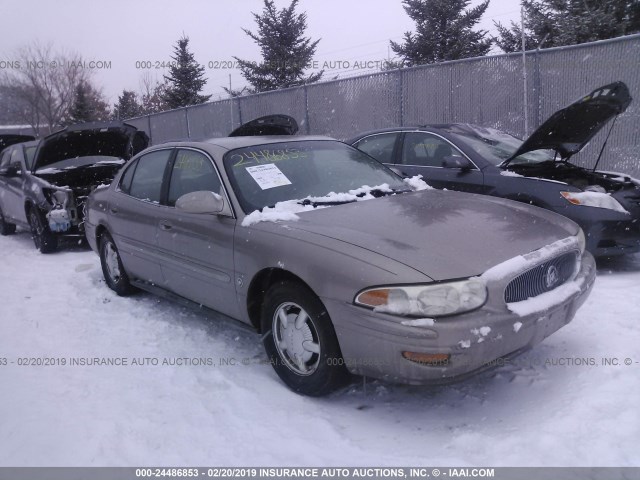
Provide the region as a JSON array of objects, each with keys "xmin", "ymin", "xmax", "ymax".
[{"xmin": 504, "ymin": 251, "xmax": 579, "ymax": 304}]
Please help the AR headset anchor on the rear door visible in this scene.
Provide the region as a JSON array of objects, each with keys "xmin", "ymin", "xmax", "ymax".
[
  {"xmin": 352, "ymin": 132, "xmax": 402, "ymax": 165},
  {"xmin": 396, "ymin": 131, "xmax": 486, "ymax": 193},
  {"xmin": 108, "ymin": 148, "xmax": 173, "ymax": 284},
  {"xmin": 155, "ymin": 148, "xmax": 239, "ymax": 318}
]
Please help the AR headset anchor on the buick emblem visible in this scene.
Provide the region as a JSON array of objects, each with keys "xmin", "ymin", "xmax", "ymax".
[{"xmin": 545, "ymin": 265, "xmax": 560, "ymax": 289}]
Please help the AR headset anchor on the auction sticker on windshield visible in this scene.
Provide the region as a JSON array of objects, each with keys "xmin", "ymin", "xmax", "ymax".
[{"xmin": 246, "ymin": 164, "xmax": 292, "ymax": 190}]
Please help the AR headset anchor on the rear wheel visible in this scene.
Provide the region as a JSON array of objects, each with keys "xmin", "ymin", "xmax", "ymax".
[
  {"xmin": 261, "ymin": 281, "xmax": 350, "ymax": 396},
  {"xmin": 99, "ymin": 232, "xmax": 136, "ymax": 296},
  {"xmin": 28, "ymin": 207, "xmax": 57, "ymax": 253},
  {"xmin": 0, "ymin": 206, "xmax": 16, "ymax": 236}
]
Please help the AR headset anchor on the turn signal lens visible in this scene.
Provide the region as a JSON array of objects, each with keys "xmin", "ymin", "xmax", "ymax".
[
  {"xmin": 402, "ymin": 351, "xmax": 450, "ymax": 366},
  {"xmin": 356, "ymin": 289, "xmax": 389, "ymax": 307}
]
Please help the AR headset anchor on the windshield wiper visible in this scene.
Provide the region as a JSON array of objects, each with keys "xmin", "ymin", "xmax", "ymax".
[
  {"xmin": 297, "ymin": 198, "xmax": 356, "ymax": 207},
  {"xmin": 297, "ymin": 187, "xmax": 410, "ymax": 208}
]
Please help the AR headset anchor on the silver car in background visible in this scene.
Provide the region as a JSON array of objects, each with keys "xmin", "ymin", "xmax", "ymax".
[{"xmin": 84, "ymin": 136, "xmax": 595, "ymax": 396}]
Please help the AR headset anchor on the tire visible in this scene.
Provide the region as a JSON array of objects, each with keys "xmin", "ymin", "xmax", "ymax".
[
  {"xmin": 261, "ymin": 281, "xmax": 350, "ymax": 396},
  {"xmin": 28, "ymin": 207, "xmax": 57, "ymax": 253},
  {"xmin": 99, "ymin": 232, "xmax": 136, "ymax": 296},
  {"xmin": 0, "ymin": 206, "xmax": 16, "ymax": 236}
]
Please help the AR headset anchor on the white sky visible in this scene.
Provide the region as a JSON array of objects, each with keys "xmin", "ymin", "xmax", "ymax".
[{"xmin": 0, "ymin": 0, "xmax": 519, "ymax": 103}]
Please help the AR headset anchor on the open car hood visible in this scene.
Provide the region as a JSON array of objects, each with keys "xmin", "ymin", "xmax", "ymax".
[
  {"xmin": 0, "ymin": 134, "xmax": 36, "ymax": 153},
  {"xmin": 504, "ymin": 82, "xmax": 632, "ymax": 165},
  {"xmin": 32, "ymin": 121, "xmax": 149, "ymax": 172},
  {"xmin": 229, "ymin": 115, "xmax": 299, "ymax": 137}
]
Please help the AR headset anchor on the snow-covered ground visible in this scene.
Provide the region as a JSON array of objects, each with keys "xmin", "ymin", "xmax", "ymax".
[{"xmin": 1, "ymin": 230, "xmax": 639, "ymax": 467}]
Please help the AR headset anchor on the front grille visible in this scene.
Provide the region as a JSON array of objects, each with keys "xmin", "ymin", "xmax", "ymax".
[{"xmin": 504, "ymin": 251, "xmax": 579, "ymax": 303}]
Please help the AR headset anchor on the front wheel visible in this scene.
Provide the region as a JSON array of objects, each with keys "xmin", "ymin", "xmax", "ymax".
[
  {"xmin": 28, "ymin": 208, "xmax": 57, "ymax": 253},
  {"xmin": 261, "ymin": 282, "xmax": 350, "ymax": 396},
  {"xmin": 99, "ymin": 232, "xmax": 136, "ymax": 296}
]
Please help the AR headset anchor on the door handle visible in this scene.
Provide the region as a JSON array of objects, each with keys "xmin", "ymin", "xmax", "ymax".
[{"xmin": 159, "ymin": 221, "xmax": 172, "ymax": 231}]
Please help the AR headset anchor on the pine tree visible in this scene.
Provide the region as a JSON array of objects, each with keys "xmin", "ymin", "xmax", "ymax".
[
  {"xmin": 390, "ymin": 0, "xmax": 492, "ymax": 66},
  {"xmin": 163, "ymin": 36, "xmax": 211, "ymax": 109},
  {"xmin": 234, "ymin": 0, "xmax": 322, "ymax": 93},
  {"xmin": 112, "ymin": 90, "xmax": 141, "ymax": 120},
  {"xmin": 67, "ymin": 81, "xmax": 110, "ymax": 125},
  {"xmin": 495, "ymin": 0, "xmax": 640, "ymax": 53}
]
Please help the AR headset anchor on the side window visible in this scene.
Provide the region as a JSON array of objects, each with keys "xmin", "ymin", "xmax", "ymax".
[
  {"xmin": 167, "ymin": 149, "xmax": 222, "ymax": 207},
  {"xmin": 24, "ymin": 146, "xmax": 37, "ymax": 170},
  {"xmin": 0, "ymin": 150, "xmax": 11, "ymax": 172},
  {"xmin": 355, "ymin": 133, "xmax": 399, "ymax": 164},
  {"xmin": 10, "ymin": 148, "xmax": 23, "ymax": 174},
  {"xmin": 118, "ymin": 159, "xmax": 139, "ymax": 195},
  {"xmin": 401, "ymin": 132, "xmax": 465, "ymax": 167},
  {"xmin": 128, "ymin": 150, "xmax": 172, "ymax": 203}
]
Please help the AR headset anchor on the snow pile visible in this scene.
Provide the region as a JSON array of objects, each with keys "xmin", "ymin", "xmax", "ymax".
[
  {"xmin": 403, "ymin": 175, "xmax": 432, "ymax": 191},
  {"xmin": 506, "ymin": 279, "xmax": 583, "ymax": 317},
  {"xmin": 242, "ymin": 182, "xmax": 420, "ymax": 227},
  {"xmin": 242, "ymin": 203, "xmax": 312, "ymax": 227},
  {"xmin": 401, "ymin": 318, "xmax": 435, "ymax": 327},
  {"xmin": 513, "ymin": 322, "xmax": 523, "ymax": 333},
  {"xmin": 500, "ymin": 170, "xmax": 524, "ymax": 178}
]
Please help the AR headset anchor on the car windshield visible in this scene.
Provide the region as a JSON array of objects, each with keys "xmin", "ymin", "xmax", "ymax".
[
  {"xmin": 446, "ymin": 125, "xmax": 556, "ymax": 166},
  {"xmin": 224, "ymin": 140, "xmax": 407, "ymax": 213}
]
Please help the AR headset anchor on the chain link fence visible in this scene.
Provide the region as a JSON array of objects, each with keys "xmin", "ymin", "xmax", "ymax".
[{"xmin": 127, "ymin": 34, "xmax": 640, "ymax": 177}]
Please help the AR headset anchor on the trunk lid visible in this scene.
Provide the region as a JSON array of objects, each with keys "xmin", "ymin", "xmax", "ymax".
[{"xmin": 229, "ymin": 115, "xmax": 299, "ymax": 137}]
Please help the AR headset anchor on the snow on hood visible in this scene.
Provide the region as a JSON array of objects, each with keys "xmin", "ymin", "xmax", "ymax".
[
  {"xmin": 242, "ymin": 183, "xmax": 394, "ymax": 227},
  {"xmin": 505, "ymin": 82, "xmax": 632, "ymax": 163},
  {"xmin": 241, "ymin": 176, "xmax": 430, "ymax": 227}
]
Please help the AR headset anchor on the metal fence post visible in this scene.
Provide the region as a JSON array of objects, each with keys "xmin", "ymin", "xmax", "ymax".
[
  {"xmin": 184, "ymin": 107, "xmax": 191, "ymax": 139},
  {"xmin": 398, "ymin": 70, "xmax": 404, "ymax": 127},
  {"xmin": 304, "ymin": 85, "xmax": 311, "ymax": 134},
  {"xmin": 533, "ymin": 49, "xmax": 542, "ymax": 130},
  {"xmin": 147, "ymin": 115, "xmax": 153, "ymax": 145}
]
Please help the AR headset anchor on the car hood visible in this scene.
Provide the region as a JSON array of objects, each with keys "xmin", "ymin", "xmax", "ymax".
[
  {"xmin": 0, "ymin": 134, "xmax": 36, "ymax": 153},
  {"xmin": 32, "ymin": 121, "xmax": 148, "ymax": 171},
  {"xmin": 274, "ymin": 190, "xmax": 578, "ymax": 281},
  {"xmin": 229, "ymin": 114, "xmax": 299, "ymax": 137},
  {"xmin": 505, "ymin": 81, "xmax": 632, "ymax": 164}
]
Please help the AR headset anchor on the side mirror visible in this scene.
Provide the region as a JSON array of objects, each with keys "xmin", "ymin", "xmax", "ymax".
[
  {"xmin": 0, "ymin": 165, "xmax": 20, "ymax": 177},
  {"xmin": 176, "ymin": 191, "xmax": 224, "ymax": 214},
  {"xmin": 442, "ymin": 156, "xmax": 472, "ymax": 171}
]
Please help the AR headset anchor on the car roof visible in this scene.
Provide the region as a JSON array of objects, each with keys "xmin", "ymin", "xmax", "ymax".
[{"xmin": 154, "ymin": 135, "xmax": 335, "ymax": 152}]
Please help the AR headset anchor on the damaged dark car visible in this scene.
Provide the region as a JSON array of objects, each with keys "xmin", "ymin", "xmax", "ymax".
[
  {"xmin": 350, "ymin": 82, "xmax": 640, "ymax": 256},
  {"xmin": 0, "ymin": 121, "xmax": 148, "ymax": 252}
]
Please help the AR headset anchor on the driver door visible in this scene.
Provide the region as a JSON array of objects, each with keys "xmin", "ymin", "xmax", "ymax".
[
  {"xmin": 156, "ymin": 148, "xmax": 240, "ymax": 319},
  {"xmin": 396, "ymin": 131, "xmax": 486, "ymax": 193}
]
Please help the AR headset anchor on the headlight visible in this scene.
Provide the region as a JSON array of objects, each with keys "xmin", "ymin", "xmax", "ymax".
[
  {"xmin": 560, "ymin": 191, "xmax": 628, "ymax": 214},
  {"xmin": 42, "ymin": 188, "xmax": 69, "ymax": 207},
  {"xmin": 355, "ymin": 278, "xmax": 487, "ymax": 317}
]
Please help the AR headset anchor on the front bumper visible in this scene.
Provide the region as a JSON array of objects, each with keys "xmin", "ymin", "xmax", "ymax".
[
  {"xmin": 326, "ymin": 252, "xmax": 596, "ymax": 385},
  {"xmin": 558, "ymin": 205, "xmax": 640, "ymax": 256}
]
